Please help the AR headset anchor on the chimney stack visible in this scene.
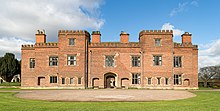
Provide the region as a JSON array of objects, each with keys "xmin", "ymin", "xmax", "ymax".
[
  {"xmin": 92, "ymin": 31, "xmax": 101, "ymax": 43},
  {"xmin": 120, "ymin": 31, "xmax": 129, "ymax": 43},
  {"xmin": 36, "ymin": 30, "xmax": 46, "ymax": 43},
  {"xmin": 181, "ymin": 32, "xmax": 192, "ymax": 43}
]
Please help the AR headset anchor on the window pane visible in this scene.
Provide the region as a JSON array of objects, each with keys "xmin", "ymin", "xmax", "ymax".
[
  {"xmin": 105, "ymin": 55, "xmax": 114, "ymax": 67},
  {"xmin": 67, "ymin": 55, "xmax": 77, "ymax": 65},
  {"xmin": 69, "ymin": 38, "xmax": 75, "ymax": 45},
  {"xmin": 155, "ymin": 39, "xmax": 161, "ymax": 46},
  {"xmin": 70, "ymin": 78, "xmax": 74, "ymax": 84},
  {"xmin": 132, "ymin": 56, "xmax": 141, "ymax": 67},
  {"xmin": 132, "ymin": 73, "xmax": 141, "ymax": 84},
  {"xmin": 78, "ymin": 77, "xmax": 81, "ymax": 84},
  {"xmin": 153, "ymin": 56, "xmax": 162, "ymax": 66},
  {"xmin": 49, "ymin": 57, "xmax": 58, "ymax": 66}
]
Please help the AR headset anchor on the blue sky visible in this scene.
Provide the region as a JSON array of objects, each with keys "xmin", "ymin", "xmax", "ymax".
[
  {"xmin": 98, "ymin": 0, "xmax": 219, "ymax": 44},
  {"xmin": 0, "ymin": 0, "xmax": 219, "ymax": 68}
]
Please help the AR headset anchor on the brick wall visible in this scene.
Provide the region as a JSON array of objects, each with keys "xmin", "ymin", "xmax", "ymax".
[{"xmin": 21, "ymin": 30, "xmax": 198, "ymax": 89}]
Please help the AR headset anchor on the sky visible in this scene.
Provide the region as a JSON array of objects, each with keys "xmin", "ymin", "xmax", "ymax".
[{"xmin": 0, "ymin": 0, "xmax": 220, "ymax": 68}]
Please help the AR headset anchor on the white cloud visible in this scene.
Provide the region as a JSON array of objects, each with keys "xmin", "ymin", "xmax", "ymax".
[
  {"xmin": 0, "ymin": 0, "xmax": 104, "ymax": 59},
  {"xmin": 161, "ymin": 23, "xmax": 184, "ymax": 37},
  {"xmin": 199, "ymin": 39, "xmax": 220, "ymax": 68},
  {"xmin": 0, "ymin": 37, "xmax": 34, "ymax": 59},
  {"xmin": 0, "ymin": 0, "xmax": 104, "ymax": 41},
  {"xmin": 170, "ymin": 0, "xmax": 199, "ymax": 17}
]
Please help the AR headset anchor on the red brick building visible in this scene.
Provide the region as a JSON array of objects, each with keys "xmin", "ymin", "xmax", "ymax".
[{"xmin": 21, "ymin": 30, "xmax": 198, "ymax": 89}]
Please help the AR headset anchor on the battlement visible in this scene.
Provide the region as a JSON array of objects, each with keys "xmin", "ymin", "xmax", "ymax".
[
  {"xmin": 35, "ymin": 42, "xmax": 58, "ymax": 48},
  {"xmin": 139, "ymin": 30, "xmax": 173, "ymax": 37},
  {"xmin": 89, "ymin": 42, "xmax": 140, "ymax": 48},
  {"xmin": 22, "ymin": 42, "xmax": 58, "ymax": 50},
  {"xmin": 21, "ymin": 44, "xmax": 35, "ymax": 50},
  {"xmin": 174, "ymin": 42, "xmax": 198, "ymax": 49},
  {"xmin": 58, "ymin": 30, "xmax": 90, "ymax": 37}
]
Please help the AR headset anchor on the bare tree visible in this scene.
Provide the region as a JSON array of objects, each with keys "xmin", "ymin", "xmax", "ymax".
[{"xmin": 199, "ymin": 66, "xmax": 220, "ymax": 87}]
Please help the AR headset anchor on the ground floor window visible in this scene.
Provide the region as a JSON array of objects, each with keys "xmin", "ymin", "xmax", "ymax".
[
  {"xmin": 174, "ymin": 74, "xmax": 182, "ymax": 85},
  {"xmin": 165, "ymin": 78, "xmax": 169, "ymax": 85},
  {"xmin": 62, "ymin": 78, "xmax": 65, "ymax": 84},
  {"xmin": 50, "ymin": 76, "xmax": 57, "ymax": 83},
  {"xmin": 70, "ymin": 78, "xmax": 74, "ymax": 84},
  {"xmin": 157, "ymin": 77, "xmax": 161, "ymax": 85},
  {"xmin": 132, "ymin": 73, "xmax": 141, "ymax": 84},
  {"xmin": 78, "ymin": 77, "xmax": 81, "ymax": 84},
  {"xmin": 147, "ymin": 78, "xmax": 151, "ymax": 85}
]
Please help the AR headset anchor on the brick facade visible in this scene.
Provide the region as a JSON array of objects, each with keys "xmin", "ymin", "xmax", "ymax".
[{"xmin": 21, "ymin": 30, "xmax": 198, "ymax": 89}]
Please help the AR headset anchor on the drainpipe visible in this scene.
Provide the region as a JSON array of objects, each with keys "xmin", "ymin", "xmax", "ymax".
[
  {"xmin": 84, "ymin": 38, "xmax": 89, "ymax": 89},
  {"xmin": 141, "ymin": 51, "xmax": 144, "ymax": 88},
  {"xmin": 172, "ymin": 35, "xmax": 174, "ymax": 89},
  {"xmin": 90, "ymin": 50, "xmax": 92, "ymax": 88}
]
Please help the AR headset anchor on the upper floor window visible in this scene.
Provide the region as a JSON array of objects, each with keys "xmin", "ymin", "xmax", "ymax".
[
  {"xmin": 153, "ymin": 55, "xmax": 162, "ymax": 66},
  {"xmin": 50, "ymin": 76, "xmax": 57, "ymax": 83},
  {"xmin": 69, "ymin": 38, "xmax": 76, "ymax": 45},
  {"xmin": 174, "ymin": 56, "xmax": 182, "ymax": 68},
  {"xmin": 132, "ymin": 73, "xmax": 141, "ymax": 84},
  {"xmin": 49, "ymin": 56, "xmax": 58, "ymax": 66},
  {"xmin": 67, "ymin": 55, "xmax": 76, "ymax": 65},
  {"xmin": 30, "ymin": 58, "xmax": 35, "ymax": 68},
  {"xmin": 105, "ymin": 55, "xmax": 115, "ymax": 67},
  {"xmin": 132, "ymin": 56, "xmax": 141, "ymax": 67},
  {"xmin": 174, "ymin": 74, "xmax": 182, "ymax": 85},
  {"xmin": 155, "ymin": 38, "xmax": 161, "ymax": 46}
]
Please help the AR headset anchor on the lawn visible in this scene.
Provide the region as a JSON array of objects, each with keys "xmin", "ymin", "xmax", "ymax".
[
  {"xmin": 0, "ymin": 91, "xmax": 219, "ymax": 111},
  {"xmin": 0, "ymin": 82, "xmax": 21, "ymax": 86}
]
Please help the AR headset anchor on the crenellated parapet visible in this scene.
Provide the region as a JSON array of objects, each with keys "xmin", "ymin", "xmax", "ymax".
[
  {"xmin": 89, "ymin": 42, "xmax": 140, "ymax": 48},
  {"xmin": 58, "ymin": 30, "xmax": 90, "ymax": 37},
  {"xmin": 174, "ymin": 42, "xmax": 198, "ymax": 49},
  {"xmin": 139, "ymin": 30, "xmax": 173, "ymax": 37},
  {"xmin": 21, "ymin": 44, "xmax": 35, "ymax": 50},
  {"xmin": 22, "ymin": 42, "xmax": 59, "ymax": 50},
  {"xmin": 35, "ymin": 42, "xmax": 58, "ymax": 48}
]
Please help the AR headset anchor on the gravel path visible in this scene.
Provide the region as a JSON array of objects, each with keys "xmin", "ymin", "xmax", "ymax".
[{"xmin": 13, "ymin": 89, "xmax": 196, "ymax": 102}]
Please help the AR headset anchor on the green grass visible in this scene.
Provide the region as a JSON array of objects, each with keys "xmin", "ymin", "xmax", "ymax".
[
  {"xmin": 0, "ymin": 91, "xmax": 219, "ymax": 111},
  {"xmin": 0, "ymin": 82, "xmax": 21, "ymax": 86}
]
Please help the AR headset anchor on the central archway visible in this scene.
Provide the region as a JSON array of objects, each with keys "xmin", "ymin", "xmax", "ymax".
[{"xmin": 104, "ymin": 73, "xmax": 117, "ymax": 88}]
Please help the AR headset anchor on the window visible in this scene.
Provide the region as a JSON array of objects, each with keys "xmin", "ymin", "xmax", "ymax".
[
  {"xmin": 132, "ymin": 56, "xmax": 141, "ymax": 67},
  {"xmin": 70, "ymin": 78, "xmax": 74, "ymax": 84},
  {"xmin": 78, "ymin": 77, "xmax": 81, "ymax": 84},
  {"xmin": 49, "ymin": 56, "xmax": 58, "ymax": 66},
  {"xmin": 165, "ymin": 78, "xmax": 169, "ymax": 85},
  {"xmin": 155, "ymin": 38, "xmax": 161, "ymax": 46},
  {"xmin": 132, "ymin": 73, "xmax": 141, "ymax": 84},
  {"xmin": 30, "ymin": 58, "xmax": 35, "ymax": 68},
  {"xmin": 105, "ymin": 55, "xmax": 114, "ymax": 67},
  {"xmin": 69, "ymin": 38, "xmax": 75, "ymax": 45},
  {"xmin": 174, "ymin": 74, "xmax": 182, "ymax": 85},
  {"xmin": 50, "ymin": 76, "xmax": 57, "ymax": 83},
  {"xmin": 153, "ymin": 55, "xmax": 162, "ymax": 66},
  {"xmin": 67, "ymin": 55, "xmax": 77, "ymax": 65},
  {"xmin": 62, "ymin": 78, "xmax": 65, "ymax": 84},
  {"xmin": 157, "ymin": 77, "xmax": 161, "ymax": 85},
  {"xmin": 148, "ymin": 78, "xmax": 152, "ymax": 85},
  {"xmin": 174, "ymin": 56, "xmax": 182, "ymax": 67}
]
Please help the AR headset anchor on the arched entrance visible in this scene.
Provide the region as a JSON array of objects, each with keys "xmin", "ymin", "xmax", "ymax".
[
  {"xmin": 183, "ymin": 79, "xmax": 190, "ymax": 86},
  {"xmin": 104, "ymin": 73, "xmax": 117, "ymax": 88},
  {"xmin": 92, "ymin": 78, "xmax": 99, "ymax": 88}
]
